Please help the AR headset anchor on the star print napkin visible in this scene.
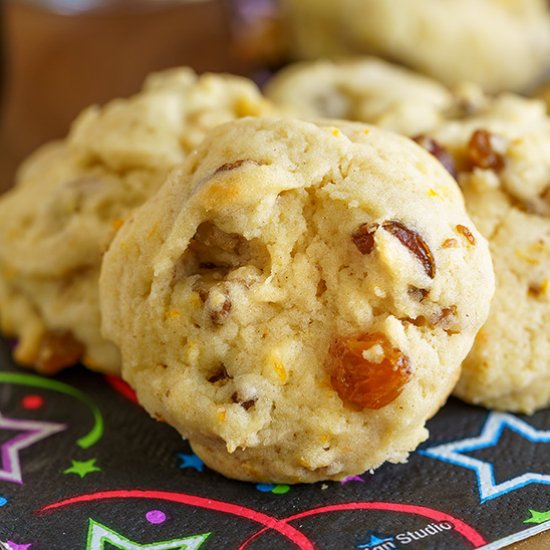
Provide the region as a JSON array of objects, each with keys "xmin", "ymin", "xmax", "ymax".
[{"xmin": 1, "ymin": 337, "xmax": 550, "ymax": 550}]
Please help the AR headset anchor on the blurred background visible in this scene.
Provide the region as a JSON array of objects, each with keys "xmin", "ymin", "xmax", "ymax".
[
  {"xmin": 2, "ymin": 0, "xmax": 550, "ymax": 192},
  {"xmin": 0, "ymin": 0, "xmax": 284, "ymax": 191}
]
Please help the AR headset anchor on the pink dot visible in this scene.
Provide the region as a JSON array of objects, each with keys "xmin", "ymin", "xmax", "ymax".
[
  {"xmin": 21, "ymin": 395, "xmax": 44, "ymax": 410},
  {"xmin": 146, "ymin": 510, "xmax": 166, "ymax": 524}
]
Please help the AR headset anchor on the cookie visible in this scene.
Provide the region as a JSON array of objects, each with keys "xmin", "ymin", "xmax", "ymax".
[
  {"xmin": 0, "ymin": 68, "xmax": 272, "ymax": 375},
  {"xmin": 100, "ymin": 117, "xmax": 494, "ymax": 482},
  {"xmin": 266, "ymin": 58, "xmax": 453, "ymax": 135},
  {"xmin": 421, "ymin": 93, "xmax": 550, "ymax": 413},
  {"xmin": 270, "ymin": 55, "xmax": 550, "ymax": 412},
  {"xmin": 282, "ymin": 0, "xmax": 550, "ymax": 92}
]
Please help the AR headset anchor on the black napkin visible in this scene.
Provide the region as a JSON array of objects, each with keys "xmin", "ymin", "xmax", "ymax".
[{"xmin": 1, "ymin": 338, "xmax": 550, "ymax": 550}]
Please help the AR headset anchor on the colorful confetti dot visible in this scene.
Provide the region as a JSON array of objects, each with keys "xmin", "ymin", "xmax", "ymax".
[
  {"xmin": 271, "ymin": 484, "xmax": 290, "ymax": 494},
  {"xmin": 21, "ymin": 395, "xmax": 44, "ymax": 410},
  {"xmin": 0, "ymin": 496, "xmax": 7, "ymax": 506},
  {"xmin": 146, "ymin": 510, "xmax": 167, "ymax": 524},
  {"xmin": 255, "ymin": 483, "xmax": 290, "ymax": 494}
]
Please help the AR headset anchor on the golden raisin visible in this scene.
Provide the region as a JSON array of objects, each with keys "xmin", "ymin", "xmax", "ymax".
[
  {"xmin": 329, "ymin": 332, "xmax": 411, "ymax": 410},
  {"xmin": 35, "ymin": 331, "xmax": 85, "ymax": 374},
  {"xmin": 467, "ymin": 129, "xmax": 505, "ymax": 171},
  {"xmin": 456, "ymin": 224, "xmax": 476, "ymax": 245}
]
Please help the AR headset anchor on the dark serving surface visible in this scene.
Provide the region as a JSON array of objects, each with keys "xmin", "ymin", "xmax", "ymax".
[{"xmin": 1, "ymin": 337, "xmax": 550, "ymax": 549}]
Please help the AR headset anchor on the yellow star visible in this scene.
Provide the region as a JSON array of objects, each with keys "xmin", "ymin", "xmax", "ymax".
[{"xmin": 63, "ymin": 458, "xmax": 101, "ymax": 478}]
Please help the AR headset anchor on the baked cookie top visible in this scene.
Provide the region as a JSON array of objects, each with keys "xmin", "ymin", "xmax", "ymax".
[
  {"xmin": 421, "ymin": 92, "xmax": 550, "ymax": 413},
  {"xmin": 266, "ymin": 57, "xmax": 453, "ymax": 135},
  {"xmin": 282, "ymin": 0, "xmax": 550, "ymax": 92},
  {"xmin": 0, "ymin": 68, "xmax": 272, "ymax": 374},
  {"xmin": 100, "ymin": 117, "xmax": 494, "ymax": 482}
]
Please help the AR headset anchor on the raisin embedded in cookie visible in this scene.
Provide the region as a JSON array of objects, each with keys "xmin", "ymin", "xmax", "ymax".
[{"xmin": 100, "ymin": 117, "xmax": 494, "ymax": 482}]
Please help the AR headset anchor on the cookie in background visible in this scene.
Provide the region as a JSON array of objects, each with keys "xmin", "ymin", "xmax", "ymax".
[
  {"xmin": 265, "ymin": 57, "xmax": 454, "ymax": 135},
  {"xmin": 0, "ymin": 68, "xmax": 272, "ymax": 376},
  {"xmin": 280, "ymin": 0, "xmax": 550, "ymax": 93}
]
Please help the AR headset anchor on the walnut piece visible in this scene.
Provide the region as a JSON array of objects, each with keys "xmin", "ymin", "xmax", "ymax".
[{"xmin": 352, "ymin": 220, "xmax": 436, "ymax": 279}]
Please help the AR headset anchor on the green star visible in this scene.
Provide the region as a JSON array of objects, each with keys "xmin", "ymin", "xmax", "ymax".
[
  {"xmin": 86, "ymin": 519, "xmax": 210, "ymax": 549},
  {"xmin": 63, "ymin": 458, "xmax": 101, "ymax": 478},
  {"xmin": 524, "ymin": 509, "xmax": 550, "ymax": 524}
]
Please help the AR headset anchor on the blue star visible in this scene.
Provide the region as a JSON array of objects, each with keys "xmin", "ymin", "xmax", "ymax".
[
  {"xmin": 357, "ymin": 531, "xmax": 395, "ymax": 548},
  {"xmin": 421, "ymin": 412, "xmax": 550, "ymax": 502},
  {"xmin": 177, "ymin": 452, "xmax": 204, "ymax": 472}
]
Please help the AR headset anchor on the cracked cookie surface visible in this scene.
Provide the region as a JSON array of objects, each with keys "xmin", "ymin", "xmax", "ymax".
[{"xmin": 100, "ymin": 117, "xmax": 493, "ymax": 482}]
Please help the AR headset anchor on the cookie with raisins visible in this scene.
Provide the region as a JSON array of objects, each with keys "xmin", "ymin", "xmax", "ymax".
[
  {"xmin": 0, "ymin": 68, "xmax": 272, "ymax": 375},
  {"xmin": 100, "ymin": 117, "xmax": 493, "ymax": 482},
  {"xmin": 421, "ymin": 92, "xmax": 550, "ymax": 414},
  {"xmin": 272, "ymin": 55, "xmax": 550, "ymax": 413}
]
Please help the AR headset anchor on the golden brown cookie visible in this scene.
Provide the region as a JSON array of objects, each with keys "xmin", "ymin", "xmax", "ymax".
[{"xmin": 100, "ymin": 117, "xmax": 493, "ymax": 482}]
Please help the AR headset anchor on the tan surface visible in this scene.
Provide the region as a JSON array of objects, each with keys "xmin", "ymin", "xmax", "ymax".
[{"xmin": 510, "ymin": 530, "xmax": 550, "ymax": 549}]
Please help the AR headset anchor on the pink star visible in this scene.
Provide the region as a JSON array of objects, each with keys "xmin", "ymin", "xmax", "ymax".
[
  {"xmin": 0, "ymin": 413, "xmax": 65, "ymax": 484},
  {"xmin": 6, "ymin": 541, "xmax": 32, "ymax": 550}
]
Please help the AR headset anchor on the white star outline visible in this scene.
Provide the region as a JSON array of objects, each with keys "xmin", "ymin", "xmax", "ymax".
[
  {"xmin": 87, "ymin": 518, "xmax": 210, "ymax": 549},
  {"xmin": 0, "ymin": 412, "xmax": 66, "ymax": 484},
  {"xmin": 420, "ymin": 412, "xmax": 550, "ymax": 502}
]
